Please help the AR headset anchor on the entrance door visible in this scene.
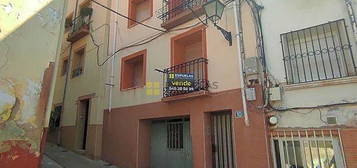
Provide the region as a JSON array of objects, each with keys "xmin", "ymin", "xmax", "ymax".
[
  {"xmin": 150, "ymin": 118, "xmax": 193, "ymax": 168},
  {"xmin": 211, "ymin": 112, "xmax": 235, "ymax": 168},
  {"xmin": 77, "ymin": 99, "xmax": 90, "ymax": 150}
]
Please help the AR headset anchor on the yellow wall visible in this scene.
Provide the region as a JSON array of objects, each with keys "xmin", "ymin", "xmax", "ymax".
[
  {"xmin": 52, "ymin": 0, "xmax": 110, "ymax": 126},
  {"xmin": 0, "ymin": 0, "xmax": 66, "ymax": 158}
]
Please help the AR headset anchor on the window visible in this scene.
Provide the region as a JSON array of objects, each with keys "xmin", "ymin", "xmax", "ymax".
[
  {"xmin": 50, "ymin": 105, "xmax": 62, "ymax": 130},
  {"xmin": 65, "ymin": 13, "xmax": 73, "ymax": 31},
  {"xmin": 61, "ymin": 58, "xmax": 69, "ymax": 76},
  {"xmin": 79, "ymin": 0, "xmax": 91, "ymax": 11},
  {"xmin": 128, "ymin": 0, "xmax": 153, "ymax": 27},
  {"xmin": 281, "ymin": 19, "xmax": 356, "ymax": 84},
  {"xmin": 272, "ymin": 130, "xmax": 345, "ymax": 168},
  {"xmin": 121, "ymin": 49, "xmax": 147, "ymax": 90},
  {"xmin": 167, "ymin": 120, "xmax": 184, "ymax": 150},
  {"xmin": 171, "ymin": 26, "xmax": 206, "ymax": 65},
  {"xmin": 163, "ymin": 26, "xmax": 208, "ymax": 97},
  {"xmin": 72, "ymin": 48, "xmax": 85, "ymax": 78}
]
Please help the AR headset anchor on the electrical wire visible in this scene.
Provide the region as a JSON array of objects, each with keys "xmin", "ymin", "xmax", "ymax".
[
  {"xmin": 267, "ymin": 100, "xmax": 357, "ymax": 112},
  {"xmin": 87, "ymin": 0, "xmax": 225, "ymax": 67},
  {"xmin": 90, "ymin": 16, "xmax": 208, "ymax": 66},
  {"xmin": 90, "ymin": 0, "xmax": 166, "ymax": 32}
]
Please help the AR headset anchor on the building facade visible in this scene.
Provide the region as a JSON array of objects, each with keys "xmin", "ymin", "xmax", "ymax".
[
  {"xmin": 101, "ymin": 0, "xmax": 270, "ymax": 168},
  {"xmin": 0, "ymin": 0, "xmax": 66, "ymax": 167},
  {"xmin": 43, "ymin": 0, "xmax": 357, "ymax": 168},
  {"xmin": 48, "ymin": 0, "xmax": 110, "ymax": 159},
  {"xmin": 237, "ymin": 0, "xmax": 357, "ymax": 167}
]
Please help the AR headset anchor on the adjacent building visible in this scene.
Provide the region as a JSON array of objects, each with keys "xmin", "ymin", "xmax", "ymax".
[
  {"xmin": 48, "ymin": 0, "xmax": 110, "ymax": 159},
  {"xmin": 238, "ymin": 0, "xmax": 357, "ymax": 167},
  {"xmin": 0, "ymin": 0, "xmax": 66, "ymax": 167}
]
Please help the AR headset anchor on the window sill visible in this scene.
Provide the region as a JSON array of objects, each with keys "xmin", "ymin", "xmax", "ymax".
[
  {"xmin": 284, "ymin": 76, "xmax": 357, "ymax": 91},
  {"xmin": 121, "ymin": 84, "xmax": 145, "ymax": 91},
  {"xmin": 71, "ymin": 75, "xmax": 82, "ymax": 79}
]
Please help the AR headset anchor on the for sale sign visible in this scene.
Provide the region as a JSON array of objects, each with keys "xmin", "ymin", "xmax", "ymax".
[{"xmin": 167, "ymin": 73, "xmax": 195, "ymax": 91}]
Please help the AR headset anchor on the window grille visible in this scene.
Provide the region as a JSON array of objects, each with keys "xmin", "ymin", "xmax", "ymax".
[
  {"xmin": 281, "ymin": 19, "xmax": 356, "ymax": 84},
  {"xmin": 157, "ymin": 0, "xmax": 207, "ymax": 22},
  {"xmin": 167, "ymin": 121, "xmax": 184, "ymax": 150},
  {"xmin": 271, "ymin": 129, "xmax": 346, "ymax": 168}
]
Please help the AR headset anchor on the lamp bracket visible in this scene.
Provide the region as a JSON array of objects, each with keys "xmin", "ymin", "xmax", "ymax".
[{"xmin": 214, "ymin": 24, "xmax": 232, "ymax": 46}]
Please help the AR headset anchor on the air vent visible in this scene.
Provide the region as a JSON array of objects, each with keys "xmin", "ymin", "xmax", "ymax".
[{"xmin": 327, "ymin": 116, "xmax": 337, "ymax": 125}]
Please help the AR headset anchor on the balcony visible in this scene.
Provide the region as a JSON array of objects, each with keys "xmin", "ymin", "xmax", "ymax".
[
  {"xmin": 162, "ymin": 58, "xmax": 209, "ymax": 99},
  {"xmin": 67, "ymin": 15, "xmax": 91, "ymax": 43},
  {"xmin": 157, "ymin": 0, "xmax": 207, "ymax": 29}
]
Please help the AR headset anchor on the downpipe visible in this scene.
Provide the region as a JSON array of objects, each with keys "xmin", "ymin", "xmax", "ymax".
[{"xmin": 233, "ymin": 0, "xmax": 249, "ymax": 126}]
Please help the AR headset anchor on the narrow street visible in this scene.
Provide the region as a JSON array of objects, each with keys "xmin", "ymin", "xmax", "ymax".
[{"xmin": 41, "ymin": 143, "xmax": 117, "ymax": 168}]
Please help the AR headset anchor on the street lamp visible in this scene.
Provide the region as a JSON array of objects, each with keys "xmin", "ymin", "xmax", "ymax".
[{"xmin": 203, "ymin": 0, "xmax": 232, "ymax": 46}]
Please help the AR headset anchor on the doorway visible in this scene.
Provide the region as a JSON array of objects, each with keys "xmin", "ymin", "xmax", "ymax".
[
  {"xmin": 150, "ymin": 117, "xmax": 193, "ymax": 168},
  {"xmin": 77, "ymin": 99, "xmax": 90, "ymax": 150},
  {"xmin": 211, "ymin": 111, "xmax": 235, "ymax": 168}
]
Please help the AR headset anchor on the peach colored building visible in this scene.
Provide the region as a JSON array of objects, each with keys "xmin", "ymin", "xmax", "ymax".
[{"xmin": 101, "ymin": 0, "xmax": 270, "ymax": 167}]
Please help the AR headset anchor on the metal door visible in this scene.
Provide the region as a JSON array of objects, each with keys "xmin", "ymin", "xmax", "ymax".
[
  {"xmin": 150, "ymin": 118, "xmax": 192, "ymax": 168},
  {"xmin": 211, "ymin": 112, "xmax": 235, "ymax": 168}
]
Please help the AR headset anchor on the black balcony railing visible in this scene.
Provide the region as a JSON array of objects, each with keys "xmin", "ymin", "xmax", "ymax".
[
  {"xmin": 163, "ymin": 58, "xmax": 208, "ymax": 98},
  {"xmin": 72, "ymin": 15, "xmax": 91, "ymax": 33},
  {"xmin": 281, "ymin": 19, "xmax": 356, "ymax": 84},
  {"xmin": 72, "ymin": 67, "xmax": 83, "ymax": 78},
  {"xmin": 67, "ymin": 14, "xmax": 92, "ymax": 42},
  {"xmin": 157, "ymin": 0, "xmax": 207, "ymax": 22}
]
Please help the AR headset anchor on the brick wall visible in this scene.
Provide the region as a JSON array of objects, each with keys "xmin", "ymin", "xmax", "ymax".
[{"xmin": 340, "ymin": 129, "xmax": 357, "ymax": 168}]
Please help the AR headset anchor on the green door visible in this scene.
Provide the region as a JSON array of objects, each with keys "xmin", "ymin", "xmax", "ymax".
[{"xmin": 150, "ymin": 118, "xmax": 192, "ymax": 168}]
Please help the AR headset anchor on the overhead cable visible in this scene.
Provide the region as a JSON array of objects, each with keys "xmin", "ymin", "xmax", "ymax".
[{"xmin": 90, "ymin": 0, "xmax": 166, "ymax": 32}]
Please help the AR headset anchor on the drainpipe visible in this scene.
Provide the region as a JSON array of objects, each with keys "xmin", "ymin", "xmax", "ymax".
[
  {"xmin": 344, "ymin": 0, "xmax": 357, "ymax": 42},
  {"xmin": 233, "ymin": 0, "xmax": 249, "ymax": 126},
  {"xmin": 108, "ymin": 0, "xmax": 119, "ymax": 112},
  {"xmin": 58, "ymin": 0, "xmax": 80, "ymax": 145}
]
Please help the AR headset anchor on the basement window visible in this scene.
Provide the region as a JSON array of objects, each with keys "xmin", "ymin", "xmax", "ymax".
[
  {"xmin": 271, "ymin": 130, "xmax": 345, "ymax": 168},
  {"xmin": 128, "ymin": 0, "xmax": 153, "ymax": 27},
  {"xmin": 121, "ymin": 50, "xmax": 147, "ymax": 90}
]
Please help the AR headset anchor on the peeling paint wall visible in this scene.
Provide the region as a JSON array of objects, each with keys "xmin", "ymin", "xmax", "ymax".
[{"xmin": 0, "ymin": 0, "xmax": 66, "ymax": 167}]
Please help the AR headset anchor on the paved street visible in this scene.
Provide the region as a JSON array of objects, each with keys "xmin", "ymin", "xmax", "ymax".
[
  {"xmin": 42, "ymin": 155, "xmax": 63, "ymax": 168},
  {"xmin": 42, "ymin": 143, "xmax": 117, "ymax": 168}
]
